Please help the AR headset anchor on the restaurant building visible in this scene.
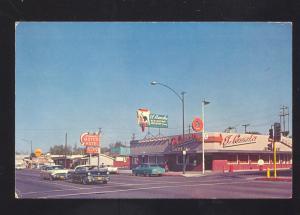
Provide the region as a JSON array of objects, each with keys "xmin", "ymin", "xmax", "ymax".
[{"xmin": 129, "ymin": 132, "xmax": 292, "ymax": 172}]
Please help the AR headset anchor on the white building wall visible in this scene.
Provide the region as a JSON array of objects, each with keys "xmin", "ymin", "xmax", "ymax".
[{"xmin": 90, "ymin": 154, "xmax": 114, "ymax": 166}]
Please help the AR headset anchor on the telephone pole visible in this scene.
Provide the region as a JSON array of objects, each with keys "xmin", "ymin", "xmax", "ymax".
[
  {"xmin": 98, "ymin": 128, "xmax": 102, "ymax": 169},
  {"xmin": 65, "ymin": 132, "xmax": 67, "ymax": 168},
  {"xmin": 132, "ymin": 133, "xmax": 136, "ymax": 141},
  {"xmin": 242, "ymin": 124, "xmax": 250, "ymax": 133},
  {"xmin": 280, "ymin": 105, "xmax": 289, "ymax": 136}
]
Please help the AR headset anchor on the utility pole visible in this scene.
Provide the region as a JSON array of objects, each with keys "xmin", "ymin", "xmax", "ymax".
[
  {"xmin": 132, "ymin": 133, "xmax": 135, "ymax": 141},
  {"xmin": 65, "ymin": 132, "xmax": 67, "ymax": 168},
  {"xmin": 98, "ymin": 128, "xmax": 101, "ymax": 170},
  {"xmin": 242, "ymin": 124, "xmax": 250, "ymax": 133},
  {"xmin": 280, "ymin": 105, "xmax": 289, "ymax": 136}
]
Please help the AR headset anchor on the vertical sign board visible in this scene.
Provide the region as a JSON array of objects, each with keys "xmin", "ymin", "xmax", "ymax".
[{"xmin": 80, "ymin": 132, "xmax": 100, "ymax": 154}]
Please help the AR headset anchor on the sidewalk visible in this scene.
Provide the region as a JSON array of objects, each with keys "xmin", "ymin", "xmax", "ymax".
[
  {"xmin": 163, "ymin": 171, "xmax": 216, "ymax": 177},
  {"xmin": 117, "ymin": 169, "xmax": 214, "ymax": 177}
]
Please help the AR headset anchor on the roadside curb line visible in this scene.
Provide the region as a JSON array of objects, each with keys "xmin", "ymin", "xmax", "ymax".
[{"xmin": 254, "ymin": 177, "xmax": 292, "ymax": 182}]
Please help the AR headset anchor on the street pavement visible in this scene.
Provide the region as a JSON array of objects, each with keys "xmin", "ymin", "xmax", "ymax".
[{"xmin": 15, "ymin": 169, "xmax": 292, "ymax": 199}]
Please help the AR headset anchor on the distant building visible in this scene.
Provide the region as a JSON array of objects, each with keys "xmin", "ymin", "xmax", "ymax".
[
  {"xmin": 111, "ymin": 146, "xmax": 130, "ymax": 156},
  {"xmin": 51, "ymin": 154, "xmax": 115, "ymax": 168}
]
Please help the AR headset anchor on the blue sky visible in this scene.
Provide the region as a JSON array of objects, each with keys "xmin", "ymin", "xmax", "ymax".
[{"xmin": 15, "ymin": 22, "xmax": 292, "ymax": 154}]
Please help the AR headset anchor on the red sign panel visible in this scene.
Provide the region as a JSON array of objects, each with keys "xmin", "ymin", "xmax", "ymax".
[
  {"xmin": 86, "ymin": 146, "xmax": 99, "ymax": 154},
  {"xmin": 80, "ymin": 132, "xmax": 100, "ymax": 146},
  {"xmin": 192, "ymin": 117, "xmax": 204, "ymax": 132}
]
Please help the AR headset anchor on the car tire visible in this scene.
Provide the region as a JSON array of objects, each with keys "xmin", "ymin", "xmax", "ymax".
[{"xmin": 103, "ymin": 181, "xmax": 107, "ymax": 184}]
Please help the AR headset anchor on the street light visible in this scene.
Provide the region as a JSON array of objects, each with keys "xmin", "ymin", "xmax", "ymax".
[
  {"xmin": 182, "ymin": 148, "xmax": 187, "ymax": 174},
  {"xmin": 202, "ymin": 99, "xmax": 210, "ymax": 175},
  {"xmin": 150, "ymin": 81, "xmax": 186, "ymax": 141}
]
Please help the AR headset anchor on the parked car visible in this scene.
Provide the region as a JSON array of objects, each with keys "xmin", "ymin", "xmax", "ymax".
[
  {"xmin": 104, "ymin": 165, "xmax": 118, "ymax": 174},
  {"xmin": 69, "ymin": 165, "xmax": 110, "ymax": 185},
  {"xmin": 40, "ymin": 165, "xmax": 69, "ymax": 180},
  {"xmin": 132, "ymin": 163, "xmax": 165, "ymax": 176},
  {"xmin": 15, "ymin": 163, "xmax": 26, "ymax": 170}
]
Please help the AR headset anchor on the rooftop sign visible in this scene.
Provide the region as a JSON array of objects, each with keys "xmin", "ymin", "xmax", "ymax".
[
  {"xmin": 80, "ymin": 132, "xmax": 100, "ymax": 147},
  {"xmin": 222, "ymin": 134, "xmax": 257, "ymax": 148},
  {"xmin": 149, "ymin": 114, "xmax": 168, "ymax": 128}
]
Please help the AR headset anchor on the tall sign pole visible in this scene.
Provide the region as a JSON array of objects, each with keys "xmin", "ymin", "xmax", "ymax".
[
  {"xmin": 273, "ymin": 140, "xmax": 277, "ymax": 178},
  {"xmin": 98, "ymin": 128, "xmax": 101, "ymax": 170},
  {"xmin": 202, "ymin": 102, "xmax": 205, "ymax": 175},
  {"xmin": 65, "ymin": 132, "xmax": 67, "ymax": 168}
]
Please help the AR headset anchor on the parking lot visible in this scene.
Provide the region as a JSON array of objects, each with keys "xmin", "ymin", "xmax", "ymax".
[{"xmin": 15, "ymin": 169, "xmax": 292, "ymax": 199}]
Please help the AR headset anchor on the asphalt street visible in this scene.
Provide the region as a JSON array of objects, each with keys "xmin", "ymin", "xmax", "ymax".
[{"xmin": 15, "ymin": 169, "xmax": 292, "ymax": 199}]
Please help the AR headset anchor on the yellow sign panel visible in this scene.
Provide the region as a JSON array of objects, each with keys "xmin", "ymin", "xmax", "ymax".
[{"xmin": 34, "ymin": 148, "xmax": 42, "ymax": 157}]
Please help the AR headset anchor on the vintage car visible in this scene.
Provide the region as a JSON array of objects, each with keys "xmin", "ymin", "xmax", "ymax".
[
  {"xmin": 104, "ymin": 165, "xmax": 118, "ymax": 174},
  {"xmin": 132, "ymin": 163, "xmax": 165, "ymax": 176},
  {"xmin": 15, "ymin": 163, "xmax": 26, "ymax": 170},
  {"xmin": 40, "ymin": 165, "xmax": 69, "ymax": 180},
  {"xmin": 69, "ymin": 165, "xmax": 110, "ymax": 185}
]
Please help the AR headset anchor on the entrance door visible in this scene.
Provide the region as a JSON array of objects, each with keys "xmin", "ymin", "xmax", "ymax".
[{"xmin": 205, "ymin": 154, "xmax": 213, "ymax": 170}]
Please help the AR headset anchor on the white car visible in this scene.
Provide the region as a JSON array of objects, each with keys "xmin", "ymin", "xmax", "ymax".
[
  {"xmin": 40, "ymin": 165, "xmax": 69, "ymax": 180},
  {"xmin": 105, "ymin": 165, "xmax": 118, "ymax": 174},
  {"xmin": 15, "ymin": 163, "xmax": 26, "ymax": 170}
]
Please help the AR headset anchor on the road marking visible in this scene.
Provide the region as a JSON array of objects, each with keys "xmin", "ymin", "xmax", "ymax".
[
  {"xmin": 19, "ymin": 178, "xmax": 239, "ymax": 196},
  {"xmin": 16, "ymin": 177, "xmax": 86, "ymax": 189},
  {"xmin": 38, "ymin": 181, "xmax": 252, "ymax": 198}
]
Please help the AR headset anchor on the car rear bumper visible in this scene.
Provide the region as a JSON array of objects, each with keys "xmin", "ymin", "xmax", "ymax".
[
  {"xmin": 53, "ymin": 173, "xmax": 68, "ymax": 180},
  {"xmin": 88, "ymin": 176, "xmax": 110, "ymax": 183}
]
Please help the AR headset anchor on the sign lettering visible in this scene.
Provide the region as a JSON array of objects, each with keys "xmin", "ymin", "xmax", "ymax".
[
  {"xmin": 80, "ymin": 132, "xmax": 100, "ymax": 146},
  {"xmin": 149, "ymin": 114, "xmax": 168, "ymax": 128},
  {"xmin": 222, "ymin": 134, "xmax": 257, "ymax": 148},
  {"xmin": 86, "ymin": 146, "xmax": 99, "ymax": 154}
]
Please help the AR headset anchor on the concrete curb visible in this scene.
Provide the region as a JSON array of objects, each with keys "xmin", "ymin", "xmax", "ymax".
[{"xmin": 254, "ymin": 177, "xmax": 292, "ymax": 182}]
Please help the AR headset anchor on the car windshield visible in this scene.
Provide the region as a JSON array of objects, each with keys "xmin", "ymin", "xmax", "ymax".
[
  {"xmin": 150, "ymin": 164, "xmax": 159, "ymax": 167},
  {"xmin": 52, "ymin": 166, "xmax": 64, "ymax": 170},
  {"xmin": 87, "ymin": 166, "xmax": 98, "ymax": 170}
]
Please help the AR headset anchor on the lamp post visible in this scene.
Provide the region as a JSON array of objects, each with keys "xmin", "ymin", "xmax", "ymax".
[
  {"xmin": 150, "ymin": 81, "xmax": 186, "ymax": 141},
  {"xmin": 202, "ymin": 99, "xmax": 210, "ymax": 175},
  {"xmin": 182, "ymin": 148, "xmax": 187, "ymax": 174}
]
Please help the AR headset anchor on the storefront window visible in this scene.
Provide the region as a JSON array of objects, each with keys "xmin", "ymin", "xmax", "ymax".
[
  {"xmin": 176, "ymin": 155, "xmax": 183, "ymax": 164},
  {"xmin": 156, "ymin": 156, "xmax": 165, "ymax": 164},
  {"xmin": 227, "ymin": 154, "xmax": 237, "ymax": 164},
  {"xmin": 148, "ymin": 156, "xmax": 156, "ymax": 164},
  {"xmin": 249, "ymin": 155, "xmax": 259, "ymax": 163},
  {"xmin": 188, "ymin": 154, "xmax": 197, "ymax": 165},
  {"xmin": 287, "ymin": 154, "xmax": 292, "ymax": 164},
  {"xmin": 238, "ymin": 154, "xmax": 248, "ymax": 164},
  {"xmin": 132, "ymin": 157, "xmax": 139, "ymax": 165},
  {"xmin": 260, "ymin": 154, "xmax": 270, "ymax": 164}
]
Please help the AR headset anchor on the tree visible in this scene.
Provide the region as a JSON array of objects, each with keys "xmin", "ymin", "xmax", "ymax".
[
  {"xmin": 72, "ymin": 143, "xmax": 85, "ymax": 155},
  {"xmin": 49, "ymin": 144, "xmax": 72, "ymax": 155},
  {"xmin": 101, "ymin": 147, "xmax": 110, "ymax": 153}
]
